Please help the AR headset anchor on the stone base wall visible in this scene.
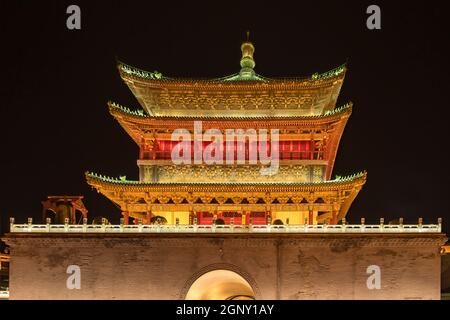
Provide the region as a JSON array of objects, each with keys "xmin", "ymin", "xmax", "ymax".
[
  {"xmin": 2, "ymin": 233, "xmax": 446, "ymax": 300},
  {"xmin": 442, "ymin": 254, "xmax": 450, "ymax": 293}
]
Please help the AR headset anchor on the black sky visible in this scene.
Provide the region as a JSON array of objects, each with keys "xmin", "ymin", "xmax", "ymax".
[{"xmin": 0, "ymin": 0, "xmax": 449, "ymax": 237}]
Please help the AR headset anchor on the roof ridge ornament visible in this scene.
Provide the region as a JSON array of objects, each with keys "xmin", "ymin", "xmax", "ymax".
[
  {"xmin": 118, "ymin": 61, "xmax": 162, "ymax": 80},
  {"xmin": 239, "ymin": 31, "xmax": 256, "ymax": 79}
]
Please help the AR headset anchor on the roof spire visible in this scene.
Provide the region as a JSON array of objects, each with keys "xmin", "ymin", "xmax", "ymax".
[{"xmin": 239, "ymin": 31, "xmax": 256, "ymax": 79}]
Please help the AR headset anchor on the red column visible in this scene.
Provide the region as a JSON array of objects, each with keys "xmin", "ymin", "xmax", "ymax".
[
  {"xmin": 245, "ymin": 140, "xmax": 248, "ymax": 161},
  {"xmin": 123, "ymin": 211, "xmax": 129, "ymax": 225},
  {"xmin": 146, "ymin": 210, "xmax": 152, "ymax": 224},
  {"xmin": 139, "ymin": 137, "xmax": 145, "ymax": 159},
  {"xmin": 70, "ymin": 206, "xmax": 76, "ymax": 224},
  {"xmin": 331, "ymin": 210, "xmax": 337, "ymax": 225},
  {"xmin": 289, "ymin": 140, "xmax": 293, "ymax": 160},
  {"xmin": 308, "ymin": 208, "xmax": 314, "ymax": 225}
]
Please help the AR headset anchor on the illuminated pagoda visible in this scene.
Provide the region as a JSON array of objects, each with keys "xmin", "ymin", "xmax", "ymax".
[
  {"xmin": 86, "ymin": 37, "xmax": 367, "ymax": 227},
  {"xmin": 4, "ymin": 37, "xmax": 448, "ymax": 301}
]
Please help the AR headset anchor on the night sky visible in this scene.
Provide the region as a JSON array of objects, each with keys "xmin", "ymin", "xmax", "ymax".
[{"xmin": 1, "ymin": 0, "xmax": 449, "ymax": 238}]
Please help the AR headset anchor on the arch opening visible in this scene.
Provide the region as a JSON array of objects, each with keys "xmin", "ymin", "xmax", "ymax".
[{"xmin": 185, "ymin": 269, "xmax": 255, "ymax": 300}]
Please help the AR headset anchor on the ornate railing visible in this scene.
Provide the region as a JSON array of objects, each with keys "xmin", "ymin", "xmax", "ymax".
[
  {"xmin": 9, "ymin": 222, "xmax": 442, "ymax": 234},
  {"xmin": 141, "ymin": 150, "xmax": 325, "ymax": 161}
]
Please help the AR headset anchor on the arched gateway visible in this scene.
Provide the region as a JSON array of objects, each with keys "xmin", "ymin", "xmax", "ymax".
[
  {"xmin": 180, "ymin": 263, "xmax": 261, "ymax": 300},
  {"xmin": 185, "ymin": 269, "xmax": 255, "ymax": 300}
]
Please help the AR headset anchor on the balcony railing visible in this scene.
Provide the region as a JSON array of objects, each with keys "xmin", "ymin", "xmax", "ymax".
[
  {"xmin": 0, "ymin": 291, "xmax": 9, "ymax": 300},
  {"xmin": 9, "ymin": 223, "xmax": 442, "ymax": 234},
  {"xmin": 142, "ymin": 151, "xmax": 324, "ymax": 161}
]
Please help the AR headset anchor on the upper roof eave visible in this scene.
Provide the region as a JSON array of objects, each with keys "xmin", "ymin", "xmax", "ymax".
[
  {"xmin": 85, "ymin": 171, "xmax": 367, "ymax": 190},
  {"xmin": 107, "ymin": 101, "xmax": 353, "ymax": 122},
  {"xmin": 117, "ymin": 61, "xmax": 347, "ymax": 87}
]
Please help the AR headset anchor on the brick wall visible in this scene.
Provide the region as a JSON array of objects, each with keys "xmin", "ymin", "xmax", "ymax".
[{"xmin": 2, "ymin": 233, "xmax": 446, "ymax": 300}]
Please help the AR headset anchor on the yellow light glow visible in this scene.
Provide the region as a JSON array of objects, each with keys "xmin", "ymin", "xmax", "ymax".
[{"xmin": 185, "ymin": 270, "xmax": 255, "ymax": 300}]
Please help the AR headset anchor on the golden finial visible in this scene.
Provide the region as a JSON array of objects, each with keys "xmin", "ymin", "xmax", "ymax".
[{"xmin": 239, "ymin": 31, "xmax": 255, "ymax": 78}]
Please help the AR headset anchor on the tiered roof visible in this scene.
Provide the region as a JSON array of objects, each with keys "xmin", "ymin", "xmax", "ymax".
[
  {"xmin": 86, "ymin": 171, "xmax": 366, "ymax": 187},
  {"xmin": 107, "ymin": 100, "xmax": 352, "ymax": 179},
  {"xmin": 86, "ymin": 171, "xmax": 367, "ymax": 221},
  {"xmin": 85, "ymin": 38, "xmax": 366, "ymax": 222},
  {"xmin": 117, "ymin": 39, "xmax": 346, "ymax": 117},
  {"xmin": 108, "ymin": 100, "xmax": 352, "ymax": 121}
]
